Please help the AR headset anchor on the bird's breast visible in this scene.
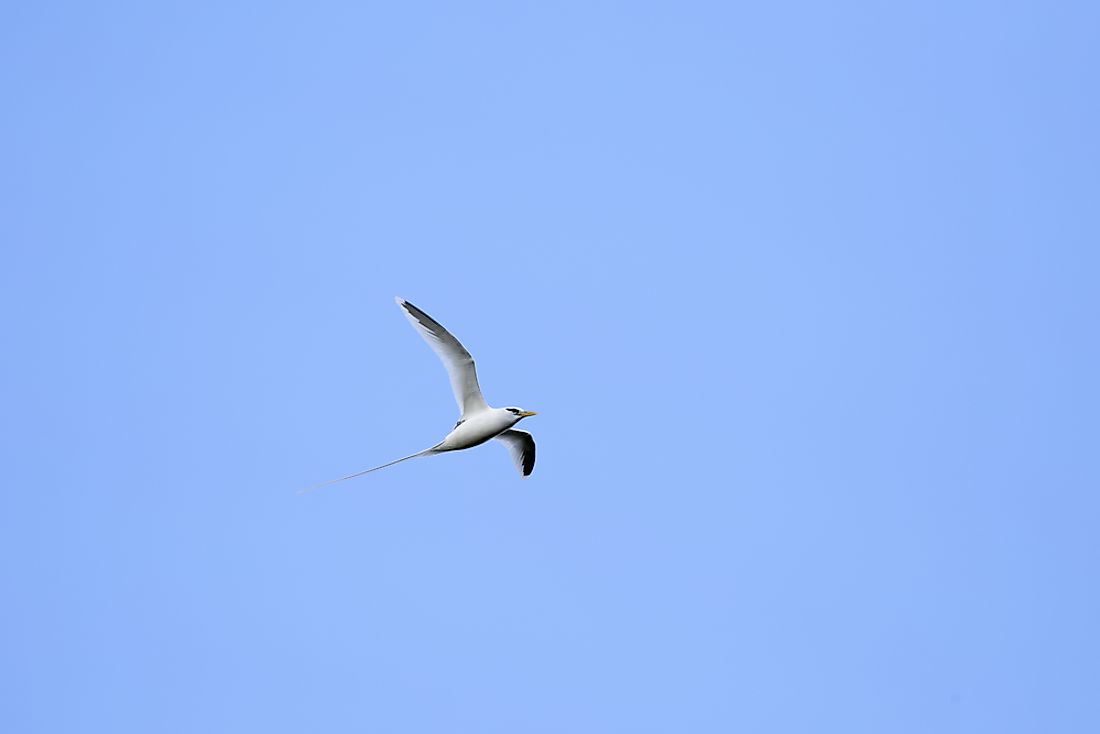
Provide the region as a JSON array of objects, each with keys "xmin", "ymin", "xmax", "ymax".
[{"xmin": 438, "ymin": 411, "xmax": 515, "ymax": 450}]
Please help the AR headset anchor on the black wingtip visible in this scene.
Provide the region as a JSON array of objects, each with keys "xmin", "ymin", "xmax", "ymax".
[
  {"xmin": 395, "ymin": 297, "xmax": 429, "ymax": 321},
  {"xmin": 523, "ymin": 445, "xmax": 536, "ymax": 477}
]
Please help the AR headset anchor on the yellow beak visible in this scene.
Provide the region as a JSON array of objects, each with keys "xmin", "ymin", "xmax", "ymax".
[{"xmin": 518, "ymin": 411, "xmax": 538, "ymax": 417}]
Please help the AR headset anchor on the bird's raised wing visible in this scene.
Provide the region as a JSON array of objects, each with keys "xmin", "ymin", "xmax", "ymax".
[
  {"xmin": 396, "ymin": 298, "xmax": 489, "ymax": 417},
  {"xmin": 495, "ymin": 429, "xmax": 536, "ymax": 477}
]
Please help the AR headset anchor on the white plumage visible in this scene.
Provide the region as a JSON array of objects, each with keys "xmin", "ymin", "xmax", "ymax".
[{"xmin": 306, "ymin": 298, "xmax": 538, "ymax": 491}]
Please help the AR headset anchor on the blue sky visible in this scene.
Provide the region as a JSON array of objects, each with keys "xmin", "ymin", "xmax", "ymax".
[{"xmin": 2, "ymin": 1, "xmax": 1098, "ymax": 732}]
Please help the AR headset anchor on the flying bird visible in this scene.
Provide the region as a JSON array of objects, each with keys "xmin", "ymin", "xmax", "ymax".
[{"xmin": 308, "ymin": 298, "xmax": 538, "ymax": 490}]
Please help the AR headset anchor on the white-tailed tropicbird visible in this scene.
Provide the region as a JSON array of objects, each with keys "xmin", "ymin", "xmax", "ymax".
[{"xmin": 308, "ymin": 298, "xmax": 538, "ymax": 490}]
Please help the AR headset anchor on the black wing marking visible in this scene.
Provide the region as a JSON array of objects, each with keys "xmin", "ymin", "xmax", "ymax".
[{"xmin": 494, "ymin": 429, "xmax": 536, "ymax": 478}]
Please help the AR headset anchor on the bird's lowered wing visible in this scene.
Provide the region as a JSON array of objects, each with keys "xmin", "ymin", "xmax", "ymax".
[
  {"xmin": 495, "ymin": 429, "xmax": 536, "ymax": 477},
  {"xmin": 395, "ymin": 298, "xmax": 489, "ymax": 417}
]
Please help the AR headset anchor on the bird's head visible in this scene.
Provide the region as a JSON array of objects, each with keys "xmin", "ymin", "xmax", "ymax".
[{"xmin": 504, "ymin": 407, "xmax": 538, "ymax": 421}]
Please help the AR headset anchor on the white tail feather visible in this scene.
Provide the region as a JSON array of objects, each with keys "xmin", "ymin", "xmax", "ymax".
[{"xmin": 300, "ymin": 447, "xmax": 439, "ymax": 494}]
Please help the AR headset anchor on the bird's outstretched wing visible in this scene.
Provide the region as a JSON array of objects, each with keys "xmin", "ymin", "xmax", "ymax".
[
  {"xmin": 396, "ymin": 298, "xmax": 489, "ymax": 417},
  {"xmin": 495, "ymin": 429, "xmax": 536, "ymax": 477}
]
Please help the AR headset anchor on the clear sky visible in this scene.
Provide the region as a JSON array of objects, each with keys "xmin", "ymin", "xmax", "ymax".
[{"xmin": 2, "ymin": 2, "xmax": 1098, "ymax": 732}]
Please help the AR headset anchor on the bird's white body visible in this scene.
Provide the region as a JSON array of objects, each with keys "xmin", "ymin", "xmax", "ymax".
[{"xmin": 438, "ymin": 408, "xmax": 524, "ymax": 451}]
